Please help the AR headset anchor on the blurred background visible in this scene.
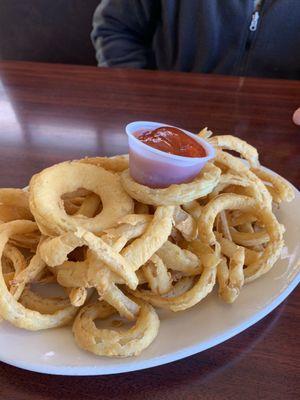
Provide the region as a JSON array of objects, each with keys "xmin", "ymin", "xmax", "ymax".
[{"xmin": 0, "ymin": 0, "xmax": 99, "ymax": 65}]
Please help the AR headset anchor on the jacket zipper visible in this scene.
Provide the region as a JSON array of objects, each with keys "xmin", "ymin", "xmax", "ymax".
[
  {"xmin": 249, "ymin": 10, "xmax": 260, "ymax": 31},
  {"xmin": 237, "ymin": 1, "xmax": 265, "ymax": 75}
]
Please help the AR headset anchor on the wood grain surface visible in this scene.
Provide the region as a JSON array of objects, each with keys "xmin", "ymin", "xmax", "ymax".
[{"xmin": 0, "ymin": 61, "xmax": 299, "ymax": 400}]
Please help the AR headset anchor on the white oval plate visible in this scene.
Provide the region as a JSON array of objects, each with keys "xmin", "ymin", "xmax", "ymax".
[{"xmin": 0, "ymin": 179, "xmax": 299, "ymax": 376}]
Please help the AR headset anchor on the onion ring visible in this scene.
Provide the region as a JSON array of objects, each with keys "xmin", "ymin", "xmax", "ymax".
[
  {"xmin": 229, "ymin": 227, "xmax": 269, "ymax": 247},
  {"xmin": 68, "ymin": 287, "xmax": 88, "ymax": 307},
  {"xmin": 209, "ymin": 135, "xmax": 259, "ymax": 167},
  {"xmin": 79, "ymin": 154, "xmax": 129, "ymax": 173},
  {"xmin": 215, "ymin": 151, "xmax": 272, "ymax": 208},
  {"xmin": 209, "ymin": 173, "xmax": 250, "ymax": 199},
  {"xmin": 197, "ymin": 127, "xmax": 213, "ymax": 139},
  {"xmin": 38, "ymin": 231, "xmax": 138, "ymax": 290},
  {"xmin": 173, "ymin": 206, "xmax": 197, "ymax": 241},
  {"xmin": 29, "ymin": 161, "xmax": 134, "ymax": 235},
  {"xmin": 251, "ymin": 167, "xmax": 295, "ymax": 203},
  {"xmin": 74, "ymin": 193, "xmax": 101, "ymax": 218},
  {"xmin": 54, "ymin": 207, "xmax": 172, "ymax": 319},
  {"xmin": 156, "ymin": 241, "xmax": 201, "ymax": 275},
  {"xmin": 0, "ymin": 221, "xmax": 77, "ymax": 330},
  {"xmin": 96, "ymin": 278, "xmax": 139, "ymax": 320},
  {"xmin": 228, "ymin": 212, "xmax": 257, "ymax": 227},
  {"xmin": 72, "ymin": 299, "xmax": 159, "ymax": 357},
  {"xmin": 133, "ymin": 242, "xmax": 219, "ymax": 311},
  {"xmin": 198, "ymin": 193, "xmax": 284, "ymax": 281},
  {"xmin": 0, "ymin": 128, "xmax": 292, "ymax": 358},
  {"xmin": 121, "ymin": 163, "xmax": 221, "ymax": 206},
  {"xmin": 217, "ymin": 235, "xmax": 260, "ymax": 266},
  {"xmin": 0, "ymin": 205, "xmax": 33, "ymax": 222},
  {"xmin": 20, "ymin": 287, "xmax": 72, "ymax": 314},
  {"xmin": 182, "ymin": 200, "xmax": 202, "ymax": 220},
  {"xmin": 3, "ymin": 244, "xmax": 27, "ymax": 300},
  {"xmin": 142, "ymin": 254, "xmax": 172, "ymax": 295},
  {"xmin": 11, "ymin": 253, "xmax": 46, "ymax": 288},
  {"xmin": 217, "ymin": 247, "xmax": 245, "ymax": 303},
  {"xmin": 121, "ymin": 206, "xmax": 174, "ymax": 271},
  {"xmin": 55, "ymin": 215, "xmax": 152, "ymax": 289},
  {"xmin": 0, "ymin": 188, "xmax": 31, "ymax": 209}
]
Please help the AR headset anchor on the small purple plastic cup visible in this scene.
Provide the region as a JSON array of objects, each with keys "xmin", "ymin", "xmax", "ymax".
[{"xmin": 126, "ymin": 121, "xmax": 215, "ymax": 188}]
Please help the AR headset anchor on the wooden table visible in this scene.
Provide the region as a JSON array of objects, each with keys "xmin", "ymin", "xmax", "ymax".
[{"xmin": 0, "ymin": 61, "xmax": 299, "ymax": 400}]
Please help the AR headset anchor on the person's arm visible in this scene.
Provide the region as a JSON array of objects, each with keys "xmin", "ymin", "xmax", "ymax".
[{"xmin": 91, "ymin": 0, "xmax": 159, "ymax": 68}]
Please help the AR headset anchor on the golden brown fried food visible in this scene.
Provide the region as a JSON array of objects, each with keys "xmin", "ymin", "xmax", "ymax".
[
  {"xmin": 0, "ymin": 132, "xmax": 293, "ymax": 357},
  {"xmin": 29, "ymin": 161, "xmax": 134, "ymax": 235},
  {"xmin": 209, "ymin": 135, "xmax": 259, "ymax": 167},
  {"xmin": 121, "ymin": 163, "xmax": 221, "ymax": 206},
  {"xmin": 72, "ymin": 299, "xmax": 159, "ymax": 357},
  {"xmin": 0, "ymin": 221, "xmax": 77, "ymax": 330}
]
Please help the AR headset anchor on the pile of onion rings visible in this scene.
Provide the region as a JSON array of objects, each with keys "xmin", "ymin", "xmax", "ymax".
[{"xmin": 0, "ymin": 131, "xmax": 294, "ymax": 357}]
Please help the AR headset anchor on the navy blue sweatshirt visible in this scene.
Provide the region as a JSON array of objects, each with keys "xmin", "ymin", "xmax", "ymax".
[{"xmin": 91, "ymin": 0, "xmax": 300, "ymax": 79}]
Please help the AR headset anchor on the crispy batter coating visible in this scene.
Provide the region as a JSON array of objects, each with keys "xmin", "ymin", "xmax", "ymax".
[
  {"xmin": 121, "ymin": 163, "xmax": 221, "ymax": 206},
  {"xmin": 0, "ymin": 134, "xmax": 293, "ymax": 357},
  {"xmin": 73, "ymin": 299, "xmax": 159, "ymax": 357},
  {"xmin": 29, "ymin": 161, "xmax": 134, "ymax": 235}
]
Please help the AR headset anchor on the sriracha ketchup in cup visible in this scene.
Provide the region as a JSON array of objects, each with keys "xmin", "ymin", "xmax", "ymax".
[{"xmin": 126, "ymin": 121, "xmax": 215, "ymax": 188}]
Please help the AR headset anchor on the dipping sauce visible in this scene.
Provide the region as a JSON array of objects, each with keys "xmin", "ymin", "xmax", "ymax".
[{"xmin": 135, "ymin": 126, "xmax": 206, "ymax": 158}]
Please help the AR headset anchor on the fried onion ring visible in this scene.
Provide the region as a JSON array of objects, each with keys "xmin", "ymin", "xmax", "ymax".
[
  {"xmin": 3, "ymin": 244, "xmax": 27, "ymax": 300},
  {"xmin": 217, "ymin": 247, "xmax": 245, "ymax": 303},
  {"xmin": 173, "ymin": 206, "xmax": 197, "ymax": 241},
  {"xmin": 197, "ymin": 127, "xmax": 213, "ymax": 139},
  {"xmin": 0, "ymin": 205, "xmax": 33, "ymax": 222},
  {"xmin": 142, "ymin": 254, "xmax": 172, "ymax": 295},
  {"xmin": 198, "ymin": 193, "xmax": 284, "ymax": 281},
  {"xmin": 0, "ymin": 128, "xmax": 292, "ymax": 358},
  {"xmin": 0, "ymin": 189, "xmax": 33, "ymax": 222},
  {"xmin": 0, "ymin": 221, "xmax": 77, "ymax": 330},
  {"xmin": 156, "ymin": 240, "xmax": 201, "ymax": 275},
  {"xmin": 215, "ymin": 151, "xmax": 272, "ymax": 208},
  {"xmin": 217, "ymin": 235, "xmax": 260, "ymax": 266},
  {"xmin": 182, "ymin": 200, "xmax": 202, "ymax": 220},
  {"xmin": 251, "ymin": 167, "xmax": 295, "ymax": 203},
  {"xmin": 0, "ymin": 188, "xmax": 31, "ymax": 209},
  {"xmin": 20, "ymin": 287, "xmax": 72, "ymax": 314},
  {"xmin": 29, "ymin": 161, "xmax": 134, "ymax": 235},
  {"xmin": 133, "ymin": 242, "xmax": 219, "ymax": 311},
  {"xmin": 229, "ymin": 227, "xmax": 269, "ymax": 247},
  {"xmin": 79, "ymin": 154, "xmax": 129, "ymax": 173},
  {"xmin": 38, "ymin": 231, "xmax": 138, "ymax": 290},
  {"xmin": 54, "ymin": 207, "xmax": 172, "ymax": 319},
  {"xmin": 96, "ymin": 278, "xmax": 139, "ymax": 320},
  {"xmin": 72, "ymin": 299, "xmax": 159, "ymax": 357},
  {"xmin": 121, "ymin": 163, "xmax": 221, "ymax": 206},
  {"xmin": 209, "ymin": 135, "xmax": 259, "ymax": 167},
  {"xmin": 68, "ymin": 287, "xmax": 88, "ymax": 307},
  {"xmin": 121, "ymin": 206, "xmax": 174, "ymax": 271},
  {"xmin": 74, "ymin": 193, "xmax": 101, "ymax": 218}
]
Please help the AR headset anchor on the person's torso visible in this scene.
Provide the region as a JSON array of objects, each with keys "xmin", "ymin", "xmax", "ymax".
[{"xmin": 152, "ymin": 0, "xmax": 300, "ymax": 79}]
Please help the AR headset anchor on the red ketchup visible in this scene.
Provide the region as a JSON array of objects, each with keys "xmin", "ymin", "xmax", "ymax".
[{"xmin": 135, "ymin": 126, "xmax": 206, "ymax": 158}]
